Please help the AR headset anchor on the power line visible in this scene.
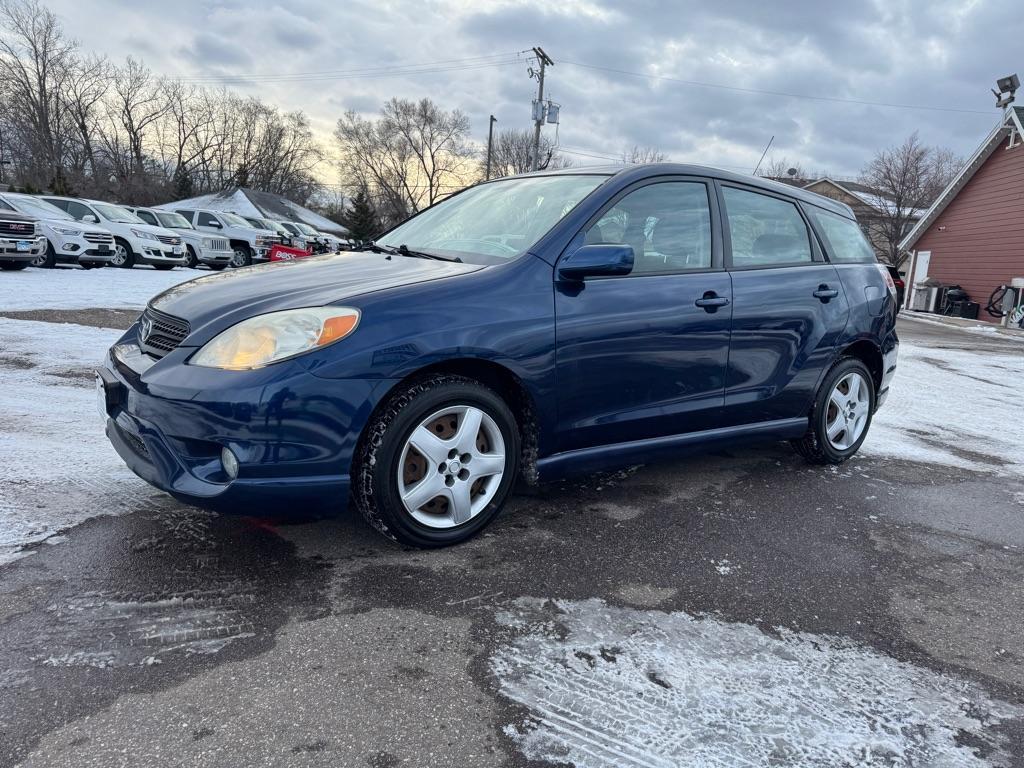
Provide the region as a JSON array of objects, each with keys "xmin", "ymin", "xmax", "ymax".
[
  {"xmin": 561, "ymin": 60, "xmax": 994, "ymax": 116},
  {"xmin": 175, "ymin": 52, "xmax": 534, "ymax": 85}
]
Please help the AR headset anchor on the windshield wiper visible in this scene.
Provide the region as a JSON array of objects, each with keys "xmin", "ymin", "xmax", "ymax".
[{"xmin": 396, "ymin": 244, "xmax": 462, "ymax": 263}]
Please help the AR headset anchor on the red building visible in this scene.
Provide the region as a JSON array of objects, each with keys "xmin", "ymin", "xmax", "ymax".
[{"xmin": 900, "ymin": 105, "xmax": 1024, "ymax": 321}]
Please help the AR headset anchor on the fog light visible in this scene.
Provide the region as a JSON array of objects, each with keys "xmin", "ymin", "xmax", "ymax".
[{"xmin": 221, "ymin": 447, "xmax": 239, "ymax": 480}]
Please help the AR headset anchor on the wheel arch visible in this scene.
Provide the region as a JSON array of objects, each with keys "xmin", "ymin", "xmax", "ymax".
[
  {"xmin": 228, "ymin": 239, "xmax": 251, "ymax": 252},
  {"xmin": 363, "ymin": 357, "xmax": 542, "ymax": 486},
  {"xmin": 838, "ymin": 338, "xmax": 883, "ymax": 396}
]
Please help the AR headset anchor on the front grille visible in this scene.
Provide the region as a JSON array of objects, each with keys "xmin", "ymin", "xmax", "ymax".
[
  {"xmin": 138, "ymin": 308, "xmax": 190, "ymax": 358},
  {"xmin": 84, "ymin": 232, "xmax": 114, "ymax": 244},
  {"xmin": 209, "ymin": 238, "xmax": 229, "ymax": 251},
  {"xmin": 0, "ymin": 219, "xmax": 35, "ymax": 237},
  {"xmin": 156, "ymin": 234, "xmax": 182, "ymax": 246}
]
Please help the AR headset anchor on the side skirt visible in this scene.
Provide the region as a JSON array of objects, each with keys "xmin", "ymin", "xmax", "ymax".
[{"xmin": 536, "ymin": 417, "xmax": 809, "ymax": 481}]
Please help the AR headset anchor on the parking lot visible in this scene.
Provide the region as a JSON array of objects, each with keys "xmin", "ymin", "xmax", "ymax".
[{"xmin": 2, "ymin": 268, "xmax": 1024, "ymax": 767}]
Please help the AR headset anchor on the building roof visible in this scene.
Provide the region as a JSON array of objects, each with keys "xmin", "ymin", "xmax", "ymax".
[
  {"xmin": 803, "ymin": 177, "xmax": 926, "ymax": 218},
  {"xmin": 158, "ymin": 188, "xmax": 348, "ymax": 236},
  {"xmin": 899, "ymin": 106, "xmax": 1024, "ymax": 251}
]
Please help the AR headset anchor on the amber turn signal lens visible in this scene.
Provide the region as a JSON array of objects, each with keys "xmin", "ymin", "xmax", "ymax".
[{"xmin": 318, "ymin": 314, "xmax": 359, "ymax": 345}]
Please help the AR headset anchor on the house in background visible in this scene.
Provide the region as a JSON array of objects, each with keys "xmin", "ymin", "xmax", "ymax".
[
  {"xmin": 802, "ymin": 177, "xmax": 924, "ymax": 265},
  {"xmin": 899, "ymin": 105, "xmax": 1024, "ymax": 320},
  {"xmin": 167, "ymin": 187, "xmax": 348, "ymax": 237}
]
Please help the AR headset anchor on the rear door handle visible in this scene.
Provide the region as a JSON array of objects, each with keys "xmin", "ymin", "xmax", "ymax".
[
  {"xmin": 813, "ymin": 285, "xmax": 840, "ymax": 302},
  {"xmin": 695, "ymin": 291, "xmax": 730, "ymax": 312}
]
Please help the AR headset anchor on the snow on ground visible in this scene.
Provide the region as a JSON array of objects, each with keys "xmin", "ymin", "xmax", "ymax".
[
  {"xmin": 492, "ymin": 598, "xmax": 1023, "ymax": 767},
  {"xmin": 0, "ymin": 266, "xmax": 199, "ymax": 311},
  {"xmin": 865, "ymin": 341, "xmax": 1024, "ymax": 473},
  {"xmin": 0, "ymin": 317, "xmax": 170, "ymax": 565}
]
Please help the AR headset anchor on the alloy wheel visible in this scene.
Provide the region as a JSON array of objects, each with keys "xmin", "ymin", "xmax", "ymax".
[
  {"xmin": 824, "ymin": 371, "xmax": 870, "ymax": 450},
  {"xmin": 111, "ymin": 244, "xmax": 128, "ymax": 266},
  {"xmin": 230, "ymin": 248, "xmax": 248, "ymax": 267},
  {"xmin": 397, "ymin": 405, "xmax": 506, "ymax": 529}
]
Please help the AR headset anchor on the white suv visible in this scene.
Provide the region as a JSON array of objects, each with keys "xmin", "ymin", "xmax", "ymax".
[
  {"xmin": 43, "ymin": 197, "xmax": 188, "ymax": 270},
  {"xmin": 0, "ymin": 192, "xmax": 115, "ymax": 269},
  {"xmin": 129, "ymin": 207, "xmax": 233, "ymax": 271}
]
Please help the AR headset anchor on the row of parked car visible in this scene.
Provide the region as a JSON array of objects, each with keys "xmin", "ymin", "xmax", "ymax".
[{"xmin": 0, "ymin": 191, "xmax": 349, "ymax": 273}]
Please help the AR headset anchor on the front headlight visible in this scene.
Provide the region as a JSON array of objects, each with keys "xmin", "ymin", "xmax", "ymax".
[
  {"xmin": 53, "ymin": 225, "xmax": 82, "ymax": 236},
  {"xmin": 202, "ymin": 237, "xmax": 214, "ymax": 249},
  {"xmin": 130, "ymin": 228, "xmax": 159, "ymax": 241},
  {"xmin": 190, "ymin": 307, "xmax": 360, "ymax": 370}
]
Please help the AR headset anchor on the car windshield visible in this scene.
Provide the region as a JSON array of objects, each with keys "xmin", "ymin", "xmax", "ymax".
[
  {"xmin": 220, "ymin": 212, "xmax": 252, "ymax": 228},
  {"xmin": 94, "ymin": 203, "xmax": 142, "ymax": 223},
  {"xmin": 157, "ymin": 212, "xmax": 193, "ymax": 229},
  {"xmin": 7, "ymin": 195, "xmax": 74, "ymax": 220},
  {"xmin": 377, "ymin": 174, "xmax": 608, "ymax": 264}
]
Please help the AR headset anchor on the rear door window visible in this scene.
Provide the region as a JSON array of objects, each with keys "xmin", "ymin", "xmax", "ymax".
[
  {"xmin": 722, "ymin": 186, "xmax": 813, "ymax": 268},
  {"xmin": 806, "ymin": 206, "xmax": 877, "ymax": 263}
]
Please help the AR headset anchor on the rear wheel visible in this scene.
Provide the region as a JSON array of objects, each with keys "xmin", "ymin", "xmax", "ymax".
[
  {"xmin": 353, "ymin": 375, "xmax": 520, "ymax": 547},
  {"xmin": 791, "ymin": 358, "xmax": 875, "ymax": 464},
  {"xmin": 32, "ymin": 242, "xmax": 57, "ymax": 268},
  {"xmin": 0, "ymin": 261, "xmax": 30, "ymax": 271},
  {"xmin": 111, "ymin": 239, "xmax": 135, "ymax": 268}
]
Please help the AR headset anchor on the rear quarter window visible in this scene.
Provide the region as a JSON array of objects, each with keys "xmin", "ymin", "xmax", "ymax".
[{"xmin": 807, "ymin": 207, "xmax": 876, "ymax": 264}]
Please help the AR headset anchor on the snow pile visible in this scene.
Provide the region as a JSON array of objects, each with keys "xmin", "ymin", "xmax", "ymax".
[
  {"xmin": 865, "ymin": 341, "xmax": 1024, "ymax": 473},
  {"xmin": 0, "ymin": 318, "xmax": 166, "ymax": 564},
  {"xmin": 0, "ymin": 267, "xmax": 198, "ymax": 311},
  {"xmin": 493, "ymin": 598, "xmax": 1022, "ymax": 767}
]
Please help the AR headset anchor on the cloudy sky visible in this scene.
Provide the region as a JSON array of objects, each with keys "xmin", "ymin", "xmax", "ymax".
[{"xmin": 47, "ymin": 0, "xmax": 1020, "ymax": 181}]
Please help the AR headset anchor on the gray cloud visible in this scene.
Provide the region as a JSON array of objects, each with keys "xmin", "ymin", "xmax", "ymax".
[{"xmin": 46, "ymin": 0, "xmax": 1020, "ymax": 178}]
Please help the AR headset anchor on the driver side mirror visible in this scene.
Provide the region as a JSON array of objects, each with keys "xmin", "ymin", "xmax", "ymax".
[
  {"xmin": 208, "ymin": 220, "xmax": 223, "ymax": 228},
  {"xmin": 557, "ymin": 244, "xmax": 634, "ymax": 281},
  {"xmin": 82, "ymin": 214, "xmax": 98, "ymax": 224}
]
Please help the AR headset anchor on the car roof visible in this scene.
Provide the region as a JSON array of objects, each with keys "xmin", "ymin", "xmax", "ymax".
[{"xmin": 510, "ymin": 162, "xmax": 855, "ymax": 218}]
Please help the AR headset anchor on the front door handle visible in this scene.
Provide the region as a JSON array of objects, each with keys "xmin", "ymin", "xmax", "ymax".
[
  {"xmin": 813, "ymin": 284, "xmax": 840, "ymax": 302},
  {"xmin": 695, "ymin": 291, "xmax": 730, "ymax": 312}
]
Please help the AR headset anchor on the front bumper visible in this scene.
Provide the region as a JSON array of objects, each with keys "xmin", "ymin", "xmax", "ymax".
[
  {"xmin": 198, "ymin": 246, "xmax": 233, "ymax": 265},
  {"xmin": 98, "ymin": 332, "xmax": 392, "ymax": 515},
  {"xmin": 137, "ymin": 245, "xmax": 189, "ymax": 266},
  {"xmin": 0, "ymin": 235, "xmax": 46, "ymax": 260}
]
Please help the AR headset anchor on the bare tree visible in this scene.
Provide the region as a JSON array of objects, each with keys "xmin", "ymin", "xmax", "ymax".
[
  {"xmin": 622, "ymin": 145, "xmax": 667, "ymax": 164},
  {"xmin": 757, "ymin": 156, "xmax": 807, "ymax": 182},
  {"xmin": 859, "ymin": 132, "xmax": 962, "ymax": 268},
  {"xmin": 335, "ymin": 98, "xmax": 475, "ymax": 225},
  {"xmin": 483, "ymin": 128, "xmax": 567, "ymax": 178}
]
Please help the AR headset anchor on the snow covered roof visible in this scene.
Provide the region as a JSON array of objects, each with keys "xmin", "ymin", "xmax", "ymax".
[
  {"xmin": 802, "ymin": 177, "xmax": 925, "ymax": 217},
  {"xmin": 158, "ymin": 187, "xmax": 348, "ymax": 236},
  {"xmin": 900, "ymin": 107, "xmax": 1023, "ymax": 251}
]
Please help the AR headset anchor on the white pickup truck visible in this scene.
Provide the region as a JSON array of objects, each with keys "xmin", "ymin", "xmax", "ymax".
[
  {"xmin": 129, "ymin": 207, "xmax": 233, "ymax": 271},
  {"xmin": 170, "ymin": 208, "xmax": 280, "ymax": 267}
]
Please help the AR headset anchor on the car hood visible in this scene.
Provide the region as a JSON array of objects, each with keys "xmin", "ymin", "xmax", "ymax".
[{"xmin": 149, "ymin": 252, "xmax": 485, "ymax": 339}]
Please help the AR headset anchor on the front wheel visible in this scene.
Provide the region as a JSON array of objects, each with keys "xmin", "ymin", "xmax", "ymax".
[
  {"xmin": 353, "ymin": 375, "xmax": 520, "ymax": 547},
  {"xmin": 791, "ymin": 358, "xmax": 875, "ymax": 464},
  {"xmin": 32, "ymin": 242, "xmax": 57, "ymax": 268},
  {"xmin": 230, "ymin": 245, "xmax": 252, "ymax": 268},
  {"xmin": 184, "ymin": 246, "xmax": 199, "ymax": 269},
  {"xmin": 111, "ymin": 239, "xmax": 135, "ymax": 268}
]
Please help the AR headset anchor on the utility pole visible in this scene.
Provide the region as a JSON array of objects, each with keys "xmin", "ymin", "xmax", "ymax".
[
  {"xmin": 530, "ymin": 47, "xmax": 554, "ymax": 171},
  {"xmin": 485, "ymin": 115, "xmax": 497, "ymax": 180}
]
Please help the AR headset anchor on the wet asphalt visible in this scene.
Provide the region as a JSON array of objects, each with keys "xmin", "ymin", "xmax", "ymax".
[{"xmin": 1, "ymin": 318, "xmax": 1023, "ymax": 767}]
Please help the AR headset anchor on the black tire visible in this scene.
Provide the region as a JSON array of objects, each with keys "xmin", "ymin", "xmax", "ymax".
[
  {"xmin": 352, "ymin": 374, "xmax": 520, "ymax": 548},
  {"xmin": 185, "ymin": 245, "xmax": 199, "ymax": 269},
  {"xmin": 153, "ymin": 264, "xmax": 175, "ymax": 271},
  {"xmin": 230, "ymin": 245, "xmax": 252, "ymax": 267},
  {"xmin": 207, "ymin": 263, "xmax": 227, "ymax": 271},
  {"xmin": 32, "ymin": 242, "xmax": 57, "ymax": 269},
  {"xmin": 0, "ymin": 261, "xmax": 30, "ymax": 271},
  {"xmin": 791, "ymin": 357, "xmax": 875, "ymax": 465},
  {"xmin": 112, "ymin": 238, "xmax": 135, "ymax": 268}
]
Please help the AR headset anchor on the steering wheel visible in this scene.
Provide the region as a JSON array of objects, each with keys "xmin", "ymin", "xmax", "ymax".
[{"xmin": 434, "ymin": 238, "xmax": 519, "ymax": 257}]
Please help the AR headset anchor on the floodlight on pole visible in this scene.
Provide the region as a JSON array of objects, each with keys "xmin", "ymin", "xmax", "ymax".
[{"xmin": 992, "ymin": 73, "xmax": 1019, "ymax": 109}]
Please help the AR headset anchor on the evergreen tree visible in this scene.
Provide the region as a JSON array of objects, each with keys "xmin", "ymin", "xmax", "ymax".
[
  {"xmin": 172, "ymin": 166, "xmax": 193, "ymax": 199},
  {"xmin": 341, "ymin": 191, "xmax": 382, "ymax": 242}
]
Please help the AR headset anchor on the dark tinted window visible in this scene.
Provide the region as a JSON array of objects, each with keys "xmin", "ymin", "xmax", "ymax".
[
  {"xmin": 585, "ymin": 182, "xmax": 712, "ymax": 274},
  {"xmin": 44, "ymin": 198, "xmax": 69, "ymax": 212},
  {"xmin": 197, "ymin": 212, "xmax": 220, "ymax": 227},
  {"xmin": 806, "ymin": 206, "xmax": 876, "ymax": 263},
  {"xmin": 65, "ymin": 201, "xmax": 95, "ymax": 221},
  {"xmin": 723, "ymin": 187, "xmax": 812, "ymax": 268},
  {"xmin": 136, "ymin": 210, "xmax": 158, "ymax": 226},
  {"xmin": 175, "ymin": 209, "xmax": 195, "ymax": 221}
]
